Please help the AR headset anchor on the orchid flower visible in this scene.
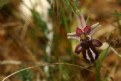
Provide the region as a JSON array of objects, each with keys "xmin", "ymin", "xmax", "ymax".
[
  {"xmin": 67, "ymin": 14, "xmax": 102, "ymax": 62},
  {"xmin": 67, "ymin": 14, "xmax": 101, "ymax": 40}
]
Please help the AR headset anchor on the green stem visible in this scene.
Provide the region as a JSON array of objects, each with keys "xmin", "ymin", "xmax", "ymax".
[
  {"xmin": 115, "ymin": 11, "xmax": 121, "ymax": 35},
  {"xmin": 95, "ymin": 62, "xmax": 101, "ymax": 81}
]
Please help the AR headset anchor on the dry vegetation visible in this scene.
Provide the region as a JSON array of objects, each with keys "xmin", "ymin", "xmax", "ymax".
[{"xmin": 0, "ymin": 0, "xmax": 121, "ymax": 81}]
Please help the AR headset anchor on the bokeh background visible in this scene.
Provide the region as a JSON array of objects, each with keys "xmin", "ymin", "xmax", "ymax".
[{"xmin": 0, "ymin": 0, "xmax": 121, "ymax": 81}]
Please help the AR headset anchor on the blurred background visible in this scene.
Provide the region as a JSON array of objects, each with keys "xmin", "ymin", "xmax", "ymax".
[{"xmin": 0, "ymin": 0, "xmax": 121, "ymax": 81}]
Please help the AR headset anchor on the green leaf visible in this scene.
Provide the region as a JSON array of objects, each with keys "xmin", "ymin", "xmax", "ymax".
[
  {"xmin": 113, "ymin": 13, "xmax": 121, "ymax": 16},
  {"xmin": 65, "ymin": 0, "xmax": 76, "ymax": 13},
  {"xmin": 98, "ymin": 47, "xmax": 109, "ymax": 63},
  {"xmin": 19, "ymin": 69, "xmax": 33, "ymax": 81},
  {"xmin": 95, "ymin": 47, "xmax": 109, "ymax": 81},
  {"xmin": 112, "ymin": 11, "xmax": 121, "ymax": 35},
  {"xmin": 0, "ymin": 0, "xmax": 10, "ymax": 8},
  {"xmin": 103, "ymin": 73, "xmax": 108, "ymax": 81},
  {"xmin": 31, "ymin": 9, "xmax": 47, "ymax": 32}
]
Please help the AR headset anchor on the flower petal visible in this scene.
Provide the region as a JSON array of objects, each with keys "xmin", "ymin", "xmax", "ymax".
[
  {"xmin": 75, "ymin": 44, "xmax": 82, "ymax": 54},
  {"xmin": 90, "ymin": 23, "xmax": 101, "ymax": 36},
  {"xmin": 76, "ymin": 14, "xmax": 83, "ymax": 29},
  {"xmin": 76, "ymin": 27, "xmax": 82, "ymax": 36},
  {"xmin": 84, "ymin": 25, "xmax": 91, "ymax": 34},
  {"xmin": 67, "ymin": 32, "xmax": 77, "ymax": 36},
  {"xmin": 67, "ymin": 35, "xmax": 80, "ymax": 41},
  {"xmin": 92, "ymin": 39, "xmax": 102, "ymax": 47},
  {"xmin": 67, "ymin": 32, "xmax": 80, "ymax": 40},
  {"xmin": 91, "ymin": 22, "xmax": 99, "ymax": 28},
  {"xmin": 80, "ymin": 14, "xmax": 86, "ymax": 28}
]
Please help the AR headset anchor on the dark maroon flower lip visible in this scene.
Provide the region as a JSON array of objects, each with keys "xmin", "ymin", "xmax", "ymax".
[
  {"xmin": 75, "ymin": 38, "xmax": 102, "ymax": 62},
  {"xmin": 75, "ymin": 39, "xmax": 102, "ymax": 54}
]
